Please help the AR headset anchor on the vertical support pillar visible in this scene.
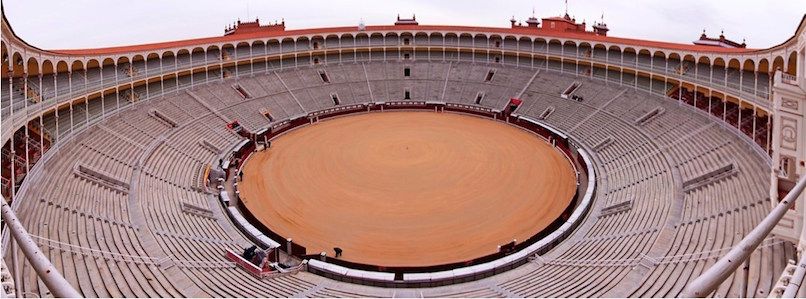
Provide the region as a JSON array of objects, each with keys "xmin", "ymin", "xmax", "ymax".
[
  {"xmin": 24, "ymin": 119, "xmax": 29, "ymax": 174},
  {"xmin": 739, "ymin": 69, "xmax": 744, "ymax": 93},
  {"xmin": 68, "ymin": 72, "xmax": 73, "ymax": 136},
  {"xmin": 560, "ymin": 45, "xmax": 564, "ymax": 73},
  {"xmin": 738, "ymin": 99, "xmax": 743, "ymax": 129},
  {"xmin": 114, "ymin": 64, "xmax": 121, "ymax": 116},
  {"xmin": 160, "ymin": 58, "xmax": 164, "ymax": 97},
  {"xmin": 144, "ymin": 59, "xmax": 150, "ymax": 99},
  {"xmin": 722, "ymin": 92, "xmax": 726, "ymax": 123},
  {"xmin": 100, "ymin": 66, "xmax": 105, "ymax": 119},
  {"xmin": 604, "ymin": 55, "xmax": 610, "ymax": 83},
  {"xmin": 650, "ymin": 57, "xmax": 654, "ymax": 93},
  {"xmin": 9, "ymin": 134, "xmax": 15, "ymax": 199},
  {"xmin": 8, "ymin": 71, "xmax": 13, "ymax": 125},
  {"xmin": 724, "ymin": 66, "xmax": 728, "ymax": 88},
  {"xmin": 53, "ymin": 71, "xmax": 60, "ymax": 150},
  {"xmin": 752, "ymin": 107, "xmax": 757, "ymax": 144},
  {"xmin": 7, "ymin": 71, "xmax": 14, "ymax": 199},
  {"xmin": 620, "ymin": 51, "xmax": 624, "ymax": 85},
  {"xmin": 23, "ymin": 73, "xmax": 28, "ymax": 112},
  {"xmin": 39, "ymin": 114, "xmax": 44, "ymax": 163},
  {"xmin": 84, "ymin": 69, "xmax": 88, "ymax": 124},
  {"xmin": 38, "ymin": 74, "xmax": 44, "ymax": 157},
  {"xmin": 190, "ymin": 52, "xmax": 194, "ymax": 88},
  {"xmin": 174, "ymin": 55, "xmax": 178, "ymax": 93}
]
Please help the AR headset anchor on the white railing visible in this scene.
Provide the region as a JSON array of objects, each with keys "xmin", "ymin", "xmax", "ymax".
[
  {"xmin": 782, "ymin": 73, "xmax": 799, "ymax": 86},
  {"xmin": 782, "ymin": 253, "xmax": 806, "ymax": 297},
  {"xmin": 1, "ymin": 258, "xmax": 14, "ymax": 297},
  {"xmin": 541, "ymin": 237, "xmax": 783, "ymax": 268},
  {"xmin": 0, "ymin": 200, "xmax": 82, "ymax": 298},
  {"xmin": 681, "ymin": 175, "xmax": 806, "ymax": 297},
  {"xmin": 30, "ymin": 234, "xmax": 163, "ymax": 265}
]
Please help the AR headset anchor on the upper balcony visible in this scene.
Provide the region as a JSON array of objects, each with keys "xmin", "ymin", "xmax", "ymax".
[{"xmin": 2, "ymin": 33, "xmax": 778, "ymax": 125}]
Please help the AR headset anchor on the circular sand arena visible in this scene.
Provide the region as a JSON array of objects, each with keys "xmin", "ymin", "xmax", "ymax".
[{"xmin": 239, "ymin": 112, "xmax": 577, "ymax": 267}]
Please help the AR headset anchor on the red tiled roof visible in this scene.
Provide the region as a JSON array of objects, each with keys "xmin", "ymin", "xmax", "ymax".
[{"xmin": 49, "ymin": 24, "xmax": 759, "ymax": 56}]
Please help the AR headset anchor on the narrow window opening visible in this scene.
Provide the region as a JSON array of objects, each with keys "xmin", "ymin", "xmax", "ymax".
[
  {"xmin": 475, "ymin": 92, "xmax": 485, "ymax": 104},
  {"xmin": 233, "ymin": 84, "xmax": 251, "ymax": 99},
  {"xmin": 261, "ymin": 109, "xmax": 275, "ymax": 122},
  {"xmin": 485, "ymin": 69, "xmax": 496, "ymax": 82},
  {"xmin": 318, "ymin": 70, "xmax": 330, "ymax": 83}
]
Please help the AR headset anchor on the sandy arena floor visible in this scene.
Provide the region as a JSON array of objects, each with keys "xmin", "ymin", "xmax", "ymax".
[{"xmin": 239, "ymin": 111, "xmax": 576, "ymax": 267}]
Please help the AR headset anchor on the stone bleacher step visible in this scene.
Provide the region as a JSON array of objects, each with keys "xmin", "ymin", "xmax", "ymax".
[
  {"xmin": 539, "ymin": 106, "xmax": 555, "ymax": 120},
  {"xmin": 392, "ymin": 289, "xmax": 422, "ymax": 298},
  {"xmin": 635, "ymin": 107, "xmax": 665, "ymax": 126},
  {"xmin": 528, "ymin": 254, "xmax": 545, "ymax": 266},
  {"xmin": 198, "ymin": 139, "xmax": 222, "ymax": 155},
  {"xmin": 97, "ymin": 125, "xmax": 145, "ymax": 149},
  {"xmin": 593, "ymin": 136, "xmax": 615, "ymax": 152},
  {"xmin": 637, "ymin": 254, "xmax": 660, "ymax": 270},
  {"xmin": 272, "ymin": 71, "xmax": 306, "ymax": 111},
  {"xmin": 682, "ymin": 163, "xmax": 738, "ymax": 192},
  {"xmin": 560, "ymin": 81, "xmax": 582, "ymax": 99},
  {"xmin": 156, "ymin": 256, "xmax": 176, "ymax": 270},
  {"xmin": 515, "ymin": 69, "xmax": 541, "ymax": 99},
  {"xmin": 180, "ymin": 201, "xmax": 215, "ymax": 219},
  {"xmin": 40, "ymin": 198, "xmax": 137, "ymax": 229},
  {"xmin": 290, "ymin": 283, "xmax": 325, "ymax": 298},
  {"xmin": 600, "ymin": 198, "xmax": 634, "ymax": 217},
  {"xmin": 154, "ymin": 230, "xmax": 239, "ymax": 245},
  {"xmin": 232, "ymin": 83, "xmax": 253, "ymax": 99},
  {"xmin": 148, "ymin": 109, "xmax": 178, "ymax": 128},
  {"xmin": 185, "ymin": 90, "xmax": 230, "ymax": 122},
  {"xmin": 73, "ymin": 163, "xmax": 130, "ymax": 194}
]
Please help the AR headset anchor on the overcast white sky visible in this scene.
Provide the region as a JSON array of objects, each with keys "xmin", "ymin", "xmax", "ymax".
[{"xmin": 3, "ymin": 0, "xmax": 805, "ymax": 50}]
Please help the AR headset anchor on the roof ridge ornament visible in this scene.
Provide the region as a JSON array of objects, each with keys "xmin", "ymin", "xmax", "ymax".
[
  {"xmin": 693, "ymin": 28, "xmax": 746, "ymax": 48},
  {"xmin": 358, "ymin": 18, "xmax": 366, "ymax": 31},
  {"xmin": 564, "ymin": 0, "xmax": 568, "ymax": 16},
  {"xmin": 224, "ymin": 17, "xmax": 286, "ymax": 36},
  {"xmin": 394, "ymin": 14, "xmax": 418, "ymax": 26}
]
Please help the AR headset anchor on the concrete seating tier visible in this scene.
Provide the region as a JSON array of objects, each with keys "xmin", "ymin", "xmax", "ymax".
[{"xmin": 6, "ymin": 61, "xmax": 785, "ymax": 298}]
